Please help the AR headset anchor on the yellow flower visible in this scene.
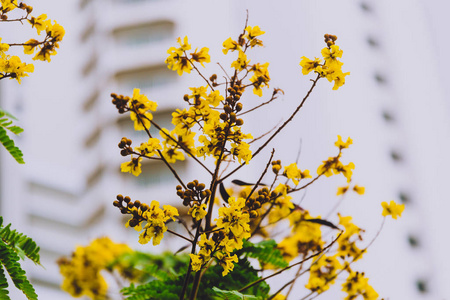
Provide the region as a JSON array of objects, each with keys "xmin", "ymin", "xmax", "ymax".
[
  {"xmin": 120, "ymin": 155, "xmax": 142, "ymax": 176},
  {"xmin": 299, "ymin": 56, "xmax": 321, "ymax": 75},
  {"xmin": 381, "ymin": 200, "xmax": 405, "ymax": 219},
  {"xmin": 222, "ymin": 37, "xmax": 240, "ymax": 54},
  {"xmin": 335, "ymin": 135, "xmax": 352, "ymax": 149},
  {"xmin": 135, "ymin": 138, "xmax": 161, "ymax": 157},
  {"xmin": 284, "ymin": 163, "xmax": 311, "ymax": 185},
  {"xmin": 245, "ymin": 25, "xmax": 265, "ymax": 38},
  {"xmin": 190, "ymin": 47, "xmax": 210, "ymax": 67},
  {"xmin": 215, "ymin": 252, "xmax": 238, "ymax": 276},
  {"xmin": 177, "ymin": 36, "xmax": 191, "ymax": 51},
  {"xmin": 206, "ymin": 90, "xmax": 224, "ymax": 107},
  {"xmin": 231, "ymin": 50, "xmax": 250, "ymax": 71},
  {"xmin": 337, "ymin": 185, "xmax": 349, "ymax": 196},
  {"xmin": 28, "ymin": 14, "xmax": 49, "ymax": 35},
  {"xmin": 0, "ymin": 38, "xmax": 10, "ymax": 53},
  {"xmin": 1, "ymin": 0, "xmax": 17, "ymax": 12},
  {"xmin": 321, "ymin": 45, "xmax": 343, "ymax": 68},
  {"xmin": 250, "ymin": 62, "xmax": 270, "ymax": 97},
  {"xmin": 188, "ymin": 203, "xmax": 207, "ymax": 221},
  {"xmin": 23, "ymin": 39, "xmax": 39, "ymax": 55},
  {"xmin": 353, "ymin": 185, "xmax": 365, "ymax": 195}
]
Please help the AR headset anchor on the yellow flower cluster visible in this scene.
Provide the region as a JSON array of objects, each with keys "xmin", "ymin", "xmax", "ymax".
[
  {"xmin": 58, "ymin": 237, "xmax": 132, "ymax": 300},
  {"xmin": 300, "ymin": 34, "xmax": 350, "ymax": 90},
  {"xmin": 126, "ymin": 200, "xmax": 179, "ymax": 246},
  {"xmin": 342, "ymin": 271, "xmax": 379, "ymax": 300},
  {"xmin": 381, "ymin": 200, "xmax": 404, "ymax": 219},
  {"xmin": 165, "ymin": 36, "xmax": 210, "ymax": 76},
  {"xmin": 0, "ymin": 1, "xmax": 65, "ymax": 83},
  {"xmin": 317, "ymin": 135, "xmax": 355, "ymax": 183},
  {"xmin": 190, "ymin": 197, "xmax": 251, "ymax": 276}
]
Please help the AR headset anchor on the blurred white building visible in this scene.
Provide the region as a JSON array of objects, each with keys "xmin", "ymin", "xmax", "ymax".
[{"xmin": 1, "ymin": 0, "xmax": 449, "ymax": 299}]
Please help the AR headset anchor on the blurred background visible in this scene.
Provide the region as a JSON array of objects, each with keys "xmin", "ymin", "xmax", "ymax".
[{"xmin": 1, "ymin": 0, "xmax": 450, "ymax": 299}]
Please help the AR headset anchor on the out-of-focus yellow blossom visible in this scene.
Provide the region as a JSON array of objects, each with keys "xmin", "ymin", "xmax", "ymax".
[
  {"xmin": 381, "ymin": 200, "xmax": 405, "ymax": 219},
  {"xmin": 1, "ymin": 0, "xmax": 17, "ymax": 12},
  {"xmin": 335, "ymin": 135, "xmax": 352, "ymax": 149},
  {"xmin": 58, "ymin": 237, "xmax": 132, "ymax": 300},
  {"xmin": 353, "ymin": 185, "xmax": 365, "ymax": 195},
  {"xmin": 284, "ymin": 163, "xmax": 312, "ymax": 185},
  {"xmin": 0, "ymin": 55, "xmax": 34, "ymax": 83},
  {"xmin": 337, "ymin": 185, "xmax": 349, "ymax": 196},
  {"xmin": 305, "ymin": 255, "xmax": 342, "ymax": 294},
  {"xmin": 342, "ymin": 270, "xmax": 379, "ymax": 300},
  {"xmin": 338, "ymin": 214, "xmax": 364, "ymax": 260},
  {"xmin": 0, "ymin": 38, "xmax": 10, "ymax": 53}
]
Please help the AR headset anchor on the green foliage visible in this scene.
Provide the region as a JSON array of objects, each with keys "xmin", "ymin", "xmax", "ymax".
[
  {"xmin": 212, "ymin": 287, "xmax": 261, "ymax": 300},
  {"xmin": 119, "ymin": 251, "xmax": 271, "ymax": 300},
  {"xmin": 241, "ymin": 239, "xmax": 288, "ymax": 269},
  {"xmin": 111, "ymin": 251, "xmax": 189, "ymax": 283},
  {"xmin": 0, "ymin": 108, "xmax": 24, "ymax": 164},
  {"xmin": 0, "ymin": 217, "xmax": 40, "ymax": 300},
  {"xmin": 202, "ymin": 258, "xmax": 270, "ymax": 299},
  {"xmin": 119, "ymin": 252, "xmax": 188, "ymax": 300}
]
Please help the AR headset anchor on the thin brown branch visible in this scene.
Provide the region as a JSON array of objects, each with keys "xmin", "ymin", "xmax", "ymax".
[
  {"xmin": 167, "ymin": 229, "xmax": 194, "ymax": 244},
  {"xmin": 245, "ymin": 149, "xmax": 275, "ymax": 203},
  {"xmin": 239, "ymin": 231, "xmax": 342, "ymax": 293},
  {"xmin": 148, "ymin": 118, "xmax": 213, "ymax": 175},
  {"xmin": 220, "ymin": 74, "xmax": 321, "ymax": 183},
  {"xmin": 238, "ymin": 90, "xmax": 281, "ymax": 116}
]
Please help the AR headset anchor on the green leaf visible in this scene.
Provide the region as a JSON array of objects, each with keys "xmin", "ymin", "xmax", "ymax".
[
  {"xmin": 241, "ymin": 240, "xmax": 288, "ymax": 269},
  {"xmin": 0, "ymin": 243, "xmax": 38, "ymax": 300},
  {"xmin": 0, "ymin": 265, "xmax": 11, "ymax": 300},
  {"xmin": 212, "ymin": 287, "xmax": 261, "ymax": 300},
  {"xmin": 0, "ymin": 127, "xmax": 24, "ymax": 164},
  {"xmin": 0, "ymin": 217, "xmax": 40, "ymax": 265},
  {"xmin": 0, "ymin": 109, "xmax": 23, "ymax": 135}
]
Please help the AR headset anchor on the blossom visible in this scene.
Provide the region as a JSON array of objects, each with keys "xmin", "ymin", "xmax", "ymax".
[
  {"xmin": 215, "ymin": 252, "xmax": 238, "ymax": 276},
  {"xmin": 231, "ymin": 50, "xmax": 250, "ymax": 71},
  {"xmin": 381, "ymin": 200, "xmax": 405, "ymax": 219},
  {"xmin": 190, "ymin": 47, "xmax": 210, "ymax": 67},
  {"xmin": 120, "ymin": 155, "xmax": 142, "ymax": 176},
  {"xmin": 222, "ymin": 37, "xmax": 240, "ymax": 54},
  {"xmin": 135, "ymin": 138, "xmax": 162, "ymax": 157},
  {"xmin": 299, "ymin": 56, "xmax": 321, "ymax": 75},
  {"xmin": 353, "ymin": 185, "xmax": 365, "ymax": 195},
  {"xmin": 335, "ymin": 135, "xmax": 352, "ymax": 149},
  {"xmin": 284, "ymin": 163, "xmax": 311, "ymax": 185},
  {"xmin": 188, "ymin": 203, "xmax": 207, "ymax": 221},
  {"xmin": 28, "ymin": 14, "xmax": 49, "ymax": 35}
]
